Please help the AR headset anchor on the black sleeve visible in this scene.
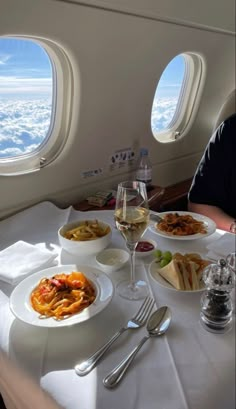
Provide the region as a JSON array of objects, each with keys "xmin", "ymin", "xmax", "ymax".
[{"xmin": 188, "ymin": 119, "xmax": 231, "ymax": 209}]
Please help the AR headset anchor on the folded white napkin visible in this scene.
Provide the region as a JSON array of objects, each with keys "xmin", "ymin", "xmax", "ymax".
[
  {"xmin": 206, "ymin": 233, "xmax": 236, "ymax": 261},
  {"xmin": 0, "ymin": 241, "xmax": 57, "ymax": 285}
]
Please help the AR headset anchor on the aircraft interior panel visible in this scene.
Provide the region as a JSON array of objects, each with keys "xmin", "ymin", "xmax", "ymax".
[
  {"xmin": 59, "ymin": 0, "xmax": 235, "ymax": 34},
  {"xmin": 0, "ymin": 0, "xmax": 235, "ymax": 219},
  {"xmin": 0, "ymin": 3, "xmax": 235, "ymax": 409}
]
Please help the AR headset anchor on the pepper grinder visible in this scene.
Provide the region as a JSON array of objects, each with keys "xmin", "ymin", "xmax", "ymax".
[
  {"xmin": 200, "ymin": 259, "xmax": 235, "ymax": 333},
  {"xmin": 226, "ymin": 252, "xmax": 236, "ymax": 314}
]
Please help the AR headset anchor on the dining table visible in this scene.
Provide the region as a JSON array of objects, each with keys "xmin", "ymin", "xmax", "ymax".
[{"xmin": 0, "ymin": 201, "xmax": 235, "ymax": 409}]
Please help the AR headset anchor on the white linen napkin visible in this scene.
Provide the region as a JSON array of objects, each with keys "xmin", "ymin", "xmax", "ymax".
[
  {"xmin": 0, "ymin": 241, "xmax": 57, "ymax": 285},
  {"xmin": 206, "ymin": 232, "xmax": 236, "ymax": 261}
]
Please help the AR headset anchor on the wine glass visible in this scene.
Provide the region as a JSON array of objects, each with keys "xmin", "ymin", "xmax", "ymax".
[{"xmin": 114, "ymin": 180, "xmax": 150, "ymax": 300}]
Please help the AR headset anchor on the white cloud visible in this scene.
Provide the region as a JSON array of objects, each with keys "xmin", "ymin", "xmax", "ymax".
[
  {"xmin": 158, "ymin": 82, "xmax": 182, "ymax": 88},
  {"xmin": 0, "ymin": 98, "xmax": 51, "ymax": 158},
  {"xmin": 0, "ymin": 54, "xmax": 11, "ymax": 65},
  {"xmin": 0, "ymin": 76, "xmax": 52, "ymax": 94},
  {"xmin": 0, "ymin": 96, "xmax": 178, "ymax": 158},
  {"xmin": 0, "ymin": 147, "xmax": 24, "ymax": 155},
  {"xmin": 151, "ymin": 97, "xmax": 178, "ymax": 131}
]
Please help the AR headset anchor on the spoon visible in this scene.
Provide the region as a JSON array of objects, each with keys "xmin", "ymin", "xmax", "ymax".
[{"xmin": 103, "ymin": 306, "xmax": 171, "ymax": 389}]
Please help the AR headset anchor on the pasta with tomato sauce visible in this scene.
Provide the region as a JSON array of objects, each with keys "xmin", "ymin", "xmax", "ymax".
[
  {"xmin": 157, "ymin": 213, "xmax": 207, "ymax": 236},
  {"xmin": 31, "ymin": 271, "xmax": 96, "ymax": 320}
]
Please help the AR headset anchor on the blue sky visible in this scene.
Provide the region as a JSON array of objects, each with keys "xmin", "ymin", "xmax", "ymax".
[
  {"xmin": 0, "ymin": 38, "xmax": 51, "ymax": 76},
  {"xmin": 155, "ymin": 54, "xmax": 185, "ymax": 99},
  {"xmin": 0, "ymin": 38, "xmax": 52, "ymax": 99}
]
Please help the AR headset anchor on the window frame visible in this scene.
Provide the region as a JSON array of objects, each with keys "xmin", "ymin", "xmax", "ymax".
[
  {"xmin": 0, "ymin": 36, "xmax": 73, "ymax": 176},
  {"xmin": 151, "ymin": 52, "xmax": 206, "ymax": 143}
]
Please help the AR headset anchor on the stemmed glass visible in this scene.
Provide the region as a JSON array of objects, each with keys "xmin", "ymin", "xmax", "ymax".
[{"xmin": 114, "ymin": 181, "xmax": 150, "ymax": 300}]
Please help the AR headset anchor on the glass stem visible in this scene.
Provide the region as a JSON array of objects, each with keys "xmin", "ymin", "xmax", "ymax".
[{"xmin": 127, "ymin": 243, "xmax": 137, "ymax": 290}]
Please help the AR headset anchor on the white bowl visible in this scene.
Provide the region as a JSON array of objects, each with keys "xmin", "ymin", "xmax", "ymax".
[
  {"xmin": 135, "ymin": 238, "xmax": 157, "ymax": 258},
  {"xmin": 96, "ymin": 248, "xmax": 129, "ymax": 273},
  {"xmin": 58, "ymin": 219, "xmax": 112, "ymax": 256}
]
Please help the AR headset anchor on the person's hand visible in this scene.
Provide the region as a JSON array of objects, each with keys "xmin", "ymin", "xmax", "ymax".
[{"xmin": 230, "ymin": 221, "xmax": 236, "ymax": 234}]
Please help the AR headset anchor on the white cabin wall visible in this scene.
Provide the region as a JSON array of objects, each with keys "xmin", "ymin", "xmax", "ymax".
[
  {"xmin": 58, "ymin": 0, "xmax": 235, "ymax": 33},
  {"xmin": 0, "ymin": 0, "xmax": 235, "ymax": 219}
]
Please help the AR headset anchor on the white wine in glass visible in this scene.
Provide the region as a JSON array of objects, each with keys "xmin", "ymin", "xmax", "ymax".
[{"xmin": 114, "ymin": 181, "xmax": 150, "ymax": 300}]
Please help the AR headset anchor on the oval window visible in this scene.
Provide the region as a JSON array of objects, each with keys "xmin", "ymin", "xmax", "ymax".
[
  {"xmin": 0, "ymin": 36, "xmax": 73, "ymax": 175},
  {"xmin": 151, "ymin": 53, "xmax": 205, "ymax": 142}
]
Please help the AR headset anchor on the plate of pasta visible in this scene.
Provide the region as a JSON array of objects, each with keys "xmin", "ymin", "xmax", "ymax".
[
  {"xmin": 10, "ymin": 264, "xmax": 114, "ymax": 327},
  {"xmin": 149, "ymin": 211, "xmax": 216, "ymax": 240}
]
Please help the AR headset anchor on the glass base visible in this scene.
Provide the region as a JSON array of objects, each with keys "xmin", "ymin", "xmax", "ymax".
[{"xmin": 116, "ymin": 279, "xmax": 149, "ymax": 300}]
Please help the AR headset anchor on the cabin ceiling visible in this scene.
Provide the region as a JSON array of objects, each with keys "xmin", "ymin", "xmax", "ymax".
[{"xmin": 53, "ymin": 0, "xmax": 236, "ymax": 34}]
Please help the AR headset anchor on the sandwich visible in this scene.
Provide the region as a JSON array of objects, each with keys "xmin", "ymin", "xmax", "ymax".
[{"xmin": 157, "ymin": 253, "xmax": 210, "ymax": 291}]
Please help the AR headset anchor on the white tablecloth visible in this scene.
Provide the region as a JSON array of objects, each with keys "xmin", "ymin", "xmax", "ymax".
[{"xmin": 0, "ymin": 202, "xmax": 235, "ymax": 409}]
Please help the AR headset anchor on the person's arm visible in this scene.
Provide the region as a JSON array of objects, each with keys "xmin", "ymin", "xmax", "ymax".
[
  {"xmin": 0, "ymin": 350, "xmax": 64, "ymax": 409},
  {"xmin": 188, "ymin": 201, "xmax": 235, "ymax": 232},
  {"xmin": 188, "ymin": 116, "xmax": 236, "ymax": 231}
]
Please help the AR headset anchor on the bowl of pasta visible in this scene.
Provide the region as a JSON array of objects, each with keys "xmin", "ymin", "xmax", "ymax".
[
  {"xmin": 10, "ymin": 264, "xmax": 114, "ymax": 327},
  {"xmin": 58, "ymin": 219, "xmax": 112, "ymax": 256}
]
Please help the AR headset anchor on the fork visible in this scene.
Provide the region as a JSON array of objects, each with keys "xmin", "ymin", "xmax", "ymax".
[
  {"xmin": 150, "ymin": 211, "xmax": 163, "ymax": 223},
  {"xmin": 74, "ymin": 296, "xmax": 154, "ymax": 376}
]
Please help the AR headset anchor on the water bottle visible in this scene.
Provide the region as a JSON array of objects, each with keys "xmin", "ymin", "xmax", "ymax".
[{"xmin": 136, "ymin": 148, "xmax": 152, "ymax": 187}]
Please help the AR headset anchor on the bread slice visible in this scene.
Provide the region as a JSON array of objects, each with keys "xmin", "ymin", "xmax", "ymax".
[
  {"xmin": 177, "ymin": 260, "xmax": 200, "ymax": 290},
  {"xmin": 188, "ymin": 261, "xmax": 200, "ymax": 290},
  {"xmin": 157, "ymin": 259, "xmax": 185, "ymax": 290},
  {"xmin": 177, "ymin": 261, "xmax": 191, "ymax": 290}
]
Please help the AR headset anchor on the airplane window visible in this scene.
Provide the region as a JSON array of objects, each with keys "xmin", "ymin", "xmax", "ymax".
[
  {"xmin": 0, "ymin": 37, "xmax": 72, "ymax": 175},
  {"xmin": 151, "ymin": 53, "xmax": 205, "ymax": 143},
  {"xmin": 151, "ymin": 55, "xmax": 185, "ymax": 133}
]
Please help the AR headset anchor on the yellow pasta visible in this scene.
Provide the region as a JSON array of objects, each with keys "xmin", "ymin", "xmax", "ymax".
[{"xmin": 31, "ymin": 271, "xmax": 96, "ymax": 320}]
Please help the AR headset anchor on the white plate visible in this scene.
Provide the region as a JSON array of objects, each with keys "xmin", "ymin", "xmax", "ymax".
[
  {"xmin": 10, "ymin": 264, "xmax": 114, "ymax": 327},
  {"xmin": 148, "ymin": 259, "xmax": 205, "ymax": 293},
  {"xmin": 148, "ymin": 211, "xmax": 216, "ymax": 240}
]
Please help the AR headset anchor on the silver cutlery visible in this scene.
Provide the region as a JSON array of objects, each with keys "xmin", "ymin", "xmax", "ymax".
[
  {"xmin": 74, "ymin": 296, "xmax": 154, "ymax": 377},
  {"xmin": 103, "ymin": 306, "xmax": 172, "ymax": 389},
  {"xmin": 147, "ymin": 188, "xmax": 165, "ymax": 207},
  {"xmin": 149, "ymin": 211, "xmax": 163, "ymax": 224},
  {"xmin": 138, "ymin": 187, "xmax": 165, "ymax": 209}
]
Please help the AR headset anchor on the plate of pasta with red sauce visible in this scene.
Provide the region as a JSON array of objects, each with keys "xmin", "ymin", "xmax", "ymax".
[
  {"xmin": 10, "ymin": 264, "xmax": 114, "ymax": 327},
  {"xmin": 149, "ymin": 211, "xmax": 216, "ymax": 240}
]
